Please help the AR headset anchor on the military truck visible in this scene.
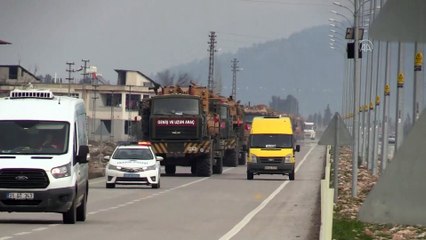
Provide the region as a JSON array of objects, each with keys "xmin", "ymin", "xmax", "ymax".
[
  {"xmin": 219, "ymin": 96, "xmax": 245, "ymax": 167},
  {"xmin": 138, "ymin": 83, "xmax": 240, "ymax": 176}
]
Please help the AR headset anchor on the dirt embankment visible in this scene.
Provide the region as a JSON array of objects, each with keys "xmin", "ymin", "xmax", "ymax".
[{"xmin": 88, "ymin": 141, "xmax": 116, "ymax": 179}]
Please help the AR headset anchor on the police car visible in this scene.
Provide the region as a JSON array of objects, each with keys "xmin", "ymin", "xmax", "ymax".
[{"xmin": 104, "ymin": 142, "xmax": 163, "ymax": 189}]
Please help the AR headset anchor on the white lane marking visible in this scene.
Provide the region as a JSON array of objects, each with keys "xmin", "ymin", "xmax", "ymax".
[
  {"xmin": 13, "ymin": 232, "xmax": 31, "ymax": 236},
  {"xmin": 32, "ymin": 227, "xmax": 48, "ymax": 231},
  {"xmin": 0, "ymin": 166, "xmax": 235, "ymax": 239},
  {"xmin": 219, "ymin": 144, "xmax": 318, "ymax": 240},
  {"xmin": 88, "ymin": 168, "xmax": 235, "ymax": 216}
]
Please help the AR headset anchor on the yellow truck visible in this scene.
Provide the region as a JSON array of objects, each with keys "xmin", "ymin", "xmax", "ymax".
[{"xmin": 246, "ymin": 116, "xmax": 300, "ymax": 180}]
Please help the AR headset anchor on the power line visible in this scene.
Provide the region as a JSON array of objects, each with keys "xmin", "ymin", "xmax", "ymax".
[{"xmin": 241, "ymin": 0, "xmax": 330, "ymax": 6}]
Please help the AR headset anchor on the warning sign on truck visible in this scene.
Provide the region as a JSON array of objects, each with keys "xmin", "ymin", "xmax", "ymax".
[{"xmin": 156, "ymin": 119, "xmax": 196, "ymax": 126}]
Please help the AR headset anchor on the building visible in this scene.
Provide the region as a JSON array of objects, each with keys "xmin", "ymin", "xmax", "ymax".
[
  {"xmin": 0, "ymin": 65, "xmax": 40, "ymax": 85},
  {"xmin": 0, "ymin": 66, "xmax": 160, "ymax": 142}
]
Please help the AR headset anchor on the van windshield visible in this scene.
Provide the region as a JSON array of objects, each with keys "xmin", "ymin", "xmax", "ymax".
[
  {"xmin": 250, "ymin": 134, "xmax": 293, "ymax": 148},
  {"xmin": 0, "ymin": 120, "xmax": 69, "ymax": 155}
]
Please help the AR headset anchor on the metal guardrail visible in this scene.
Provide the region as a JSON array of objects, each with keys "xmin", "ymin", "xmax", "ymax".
[{"xmin": 320, "ymin": 145, "xmax": 334, "ymax": 240}]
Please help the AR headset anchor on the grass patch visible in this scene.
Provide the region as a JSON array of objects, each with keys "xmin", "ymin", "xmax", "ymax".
[{"xmin": 333, "ymin": 214, "xmax": 373, "ymax": 240}]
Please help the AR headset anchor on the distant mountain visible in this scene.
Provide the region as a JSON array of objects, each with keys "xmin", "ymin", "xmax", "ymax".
[{"xmin": 163, "ymin": 25, "xmax": 345, "ymax": 117}]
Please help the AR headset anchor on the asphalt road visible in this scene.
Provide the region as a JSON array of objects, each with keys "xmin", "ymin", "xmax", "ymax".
[{"xmin": 0, "ymin": 141, "xmax": 325, "ymax": 240}]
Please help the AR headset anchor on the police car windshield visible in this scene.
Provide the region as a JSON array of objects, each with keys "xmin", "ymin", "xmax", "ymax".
[
  {"xmin": 112, "ymin": 148, "xmax": 154, "ymax": 160},
  {"xmin": 250, "ymin": 134, "xmax": 293, "ymax": 148},
  {"xmin": 0, "ymin": 120, "xmax": 69, "ymax": 155}
]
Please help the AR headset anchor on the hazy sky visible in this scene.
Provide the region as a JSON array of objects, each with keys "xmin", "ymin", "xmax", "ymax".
[{"xmin": 0, "ymin": 0, "xmax": 333, "ymax": 81}]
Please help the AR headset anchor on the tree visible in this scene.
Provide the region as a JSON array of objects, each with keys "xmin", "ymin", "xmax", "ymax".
[
  {"xmin": 269, "ymin": 95, "xmax": 299, "ymax": 115},
  {"xmin": 36, "ymin": 74, "xmax": 54, "ymax": 83},
  {"xmin": 155, "ymin": 70, "xmax": 198, "ymax": 87},
  {"xmin": 155, "ymin": 70, "xmax": 175, "ymax": 86},
  {"xmin": 313, "ymin": 112, "xmax": 323, "ymax": 127},
  {"xmin": 323, "ymin": 104, "xmax": 332, "ymax": 126},
  {"xmin": 176, "ymin": 72, "xmax": 197, "ymax": 86}
]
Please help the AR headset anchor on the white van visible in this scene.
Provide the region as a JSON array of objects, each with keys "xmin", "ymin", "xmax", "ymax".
[
  {"xmin": 0, "ymin": 89, "xmax": 90, "ymax": 224},
  {"xmin": 303, "ymin": 122, "xmax": 316, "ymax": 140}
]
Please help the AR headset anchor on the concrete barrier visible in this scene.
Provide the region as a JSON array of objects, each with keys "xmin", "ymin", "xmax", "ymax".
[{"xmin": 320, "ymin": 146, "xmax": 334, "ymax": 240}]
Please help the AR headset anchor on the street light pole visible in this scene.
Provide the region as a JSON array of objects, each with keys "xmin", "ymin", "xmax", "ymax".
[
  {"xmin": 371, "ymin": 0, "xmax": 382, "ymax": 176},
  {"xmin": 351, "ymin": 0, "xmax": 360, "ymax": 197},
  {"xmin": 334, "ymin": 0, "xmax": 373, "ymax": 197},
  {"xmin": 413, "ymin": 42, "xmax": 423, "ymax": 122},
  {"xmin": 395, "ymin": 42, "xmax": 405, "ymax": 153}
]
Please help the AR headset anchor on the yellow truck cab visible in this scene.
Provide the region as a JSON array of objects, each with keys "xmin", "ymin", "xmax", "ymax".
[{"xmin": 247, "ymin": 116, "xmax": 300, "ymax": 180}]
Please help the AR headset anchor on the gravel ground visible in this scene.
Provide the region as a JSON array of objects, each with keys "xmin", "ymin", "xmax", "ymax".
[
  {"xmin": 88, "ymin": 141, "xmax": 115, "ymax": 179},
  {"xmin": 336, "ymin": 146, "xmax": 426, "ymax": 240}
]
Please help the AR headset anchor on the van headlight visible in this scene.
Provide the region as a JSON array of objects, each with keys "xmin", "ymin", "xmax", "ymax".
[
  {"xmin": 284, "ymin": 155, "xmax": 292, "ymax": 163},
  {"xmin": 51, "ymin": 163, "xmax": 71, "ymax": 178},
  {"xmin": 250, "ymin": 154, "xmax": 258, "ymax": 163}
]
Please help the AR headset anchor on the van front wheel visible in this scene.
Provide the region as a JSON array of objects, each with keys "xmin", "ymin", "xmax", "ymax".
[
  {"xmin": 289, "ymin": 170, "xmax": 295, "ymax": 181},
  {"xmin": 76, "ymin": 190, "xmax": 87, "ymax": 222},
  {"xmin": 247, "ymin": 171, "xmax": 254, "ymax": 180},
  {"xmin": 63, "ymin": 198, "xmax": 77, "ymax": 224}
]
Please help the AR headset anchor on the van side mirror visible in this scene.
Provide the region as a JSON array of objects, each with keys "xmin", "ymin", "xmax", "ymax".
[
  {"xmin": 156, "ymin": 156, "xmax": 164, "ymax": 161},
  {"xmin": 295, "ymin": 145, "xmax": 301, "ymax": 152},
  {"xmin": 77, "ymin": 145, "xmax": 90, "ymax": 163}
]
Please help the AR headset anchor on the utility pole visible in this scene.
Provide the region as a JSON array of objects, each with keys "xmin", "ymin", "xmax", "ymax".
[
  {"xmin": 92, "ymin": 71, "xmax": 99, "ymax": 141},
  {"xmin": 66, "ymin": 62, "xmax": 75, "ymax": 96},
  {"xmin": 81, "ymin": 59, "xmax": 90, "ymax": 83},
  {"xmin": 110, "ymin": 91, "xmax": 114, "ymax": 142},
  {"xmin": 207, "ymin": 31, "xmax": 217, "ymax": 93},
  {"xmin": 127, "ymin": 86, "xmax": 132, "ymax": 141},
  {"xmin": 231, "ymin": 58, "xmax": 240, "ymax": 100}
]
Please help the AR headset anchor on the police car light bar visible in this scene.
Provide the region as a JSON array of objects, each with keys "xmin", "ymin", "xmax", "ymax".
[
  {"xmin": 10, "ymin": 89, "xmax": 54, "ymax": 99},
  {"xmin": 138, "ymin": 141, "xmax": 152, "ymax": 146}
]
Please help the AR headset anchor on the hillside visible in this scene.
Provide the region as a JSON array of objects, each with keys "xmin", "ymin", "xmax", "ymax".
[{"xmin": 163, "ymin": 25, "xmax": 345, "ymax": 117}]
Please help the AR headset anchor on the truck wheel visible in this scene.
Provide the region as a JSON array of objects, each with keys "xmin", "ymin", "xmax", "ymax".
[
  {"xmin": 76, "ymin": 190, "xmax": 87, "ymax": 222},
  {"xmin": 224, "ymin": 149, "xmax": 238, "ymax": 167},
  {"xmin": 289, "ymin": 169, "xmax": 295, "ymax": 181},
  {"xmin": 165, "ymin": 165, "xmax": 176, "ymax": 175},
  {"xmin": 213, "ymin": 157, "xmax": 223, "ymax": 174},
  {"xmin": 63, "ymin": 194, "xmax": 77, "ymax": 224},
  {"xmin": 247, "ymin": 171, "xmax": 254, "ymax": 180},
  {"xmin": 196, "ymin": 155, "xmax": 212, "ymax": 177},
  {"xmin": 191, "ymin": 163, "xmax": 197, "ymax": 175},
  {"xmin": 238, "ymin": 152, "xmax": 247, "ymax": 165}
]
